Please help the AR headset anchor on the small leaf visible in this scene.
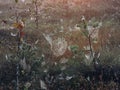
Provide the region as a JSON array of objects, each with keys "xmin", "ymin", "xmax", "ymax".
[
  {"xmin": 82, "ymin": 30, "xmax": 89, "ymax": 37},
  {"xmin": 11, "ymin": 32, "xmax": 17, "ymax": 37},
  {"xmin": 70, "ymin": 45, "xmax": 79, "ymax": 54},
  {"xmin": 92, "ymin": 38, "xmax": 98, "ymax": 43},
  {"xmin": 13, "ymin": 23, "xmax": 19, "ymax": 28},
  {"xmin": 13, "ymin": 23, "xmax": 24, "ymax": 30}
]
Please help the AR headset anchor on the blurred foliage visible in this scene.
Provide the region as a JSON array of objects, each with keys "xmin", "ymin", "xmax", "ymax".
[{"xmin": 0, "ymin": 0, "xmax": 120, "ymax": 89}]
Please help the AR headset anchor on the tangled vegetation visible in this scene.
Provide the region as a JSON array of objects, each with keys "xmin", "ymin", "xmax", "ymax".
[{"xmin": 0, "ymin": 0, "xmax": 120, "ymax": 90}]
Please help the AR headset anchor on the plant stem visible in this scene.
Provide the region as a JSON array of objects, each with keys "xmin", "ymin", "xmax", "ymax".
[
  {"xmin": 88, "ymin": 35, "xmax": 93, "ymax": 57},
  {"xmin": 34, "ymin": 0, "xmax": 39, "ymax": 30}
]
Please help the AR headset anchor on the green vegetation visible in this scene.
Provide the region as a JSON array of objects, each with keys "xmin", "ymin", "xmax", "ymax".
[{"xmin": 0, "ymin": 0, "xmax": 120, "ymax": 89}]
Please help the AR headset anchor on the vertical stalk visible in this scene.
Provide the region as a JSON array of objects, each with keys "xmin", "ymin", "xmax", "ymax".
[
  {"xmin": 82, "ymin": 17, "xmax": 93, "ymax": 58},
  {"xmin": 16, "ymin": 27, "xmax": 21, "ymax": 90},
  {"xmin": 34, "ymin": 0, "xmax": 39, "ymax": 30},
  {"xmin": 15, "ymin": 2, "xmax": 20, "ymax": 90},
  {"xmin": 88, "ymin": 35, "xmax": 93, "ymax": 57}
]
